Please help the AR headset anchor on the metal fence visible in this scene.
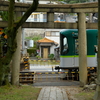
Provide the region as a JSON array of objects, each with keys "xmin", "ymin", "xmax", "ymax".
[
  {"xmin": 34, "ymin": 72, "xmax": 79, "ymax": 82},
  {"xmin": 19, "ymin": 71, "xmax": 79, "ymax": 84}
]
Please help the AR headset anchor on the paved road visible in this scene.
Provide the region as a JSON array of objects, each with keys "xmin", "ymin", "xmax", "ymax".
[{"xmin": 33, "ymin": 81, "xmax": 79, "ymax": 86}]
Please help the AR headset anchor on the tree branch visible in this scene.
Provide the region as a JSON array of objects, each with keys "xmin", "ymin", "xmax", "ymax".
[
  {"xmin": 15, "ymin": 0, "xmax": 39, "ymax": 30},
  {"xmin": 8, "ymin": 0, "xmax": 15, "ymax": 29}
]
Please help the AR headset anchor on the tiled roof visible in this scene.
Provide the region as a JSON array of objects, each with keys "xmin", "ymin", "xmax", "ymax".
[{"xmin": 37, "ymin": 37, "xmax": 55, "ymax": 43}]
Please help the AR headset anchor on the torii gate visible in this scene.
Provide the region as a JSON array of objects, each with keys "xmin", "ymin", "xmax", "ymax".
[{"xmin": 0, "ymin": 1, "xmax": 98, "ymax": 86}]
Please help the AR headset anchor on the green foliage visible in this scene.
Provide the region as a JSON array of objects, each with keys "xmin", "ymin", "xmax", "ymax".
[
  {"xmin": 75, "ymin": 90, "xmax": 95, "ymax": 100},
  {"xmin": 36, "ymin": 55, "xmax": 41, "ymax": 59},
  {"xmin": 25, "ymin": 35, "xmax": 42, "ymax": 42},
  {"xmin": 15, "ymin": 16, "xmax": 22, "ymax": 23},
  {"xmin": 0, "ymin": 86, "xmax": 41, "ymax": 100},
  {"xmin": 27, "ymin": 48, "xmax": 37, "ymax": 56},
  {"xmin": 2, "ymin": 28, "xmax": 8, "ymax": 34},
  {"xmin": 0, "ymin": 11, "xmax": 8, "ymax": 21},
  {"xmin": 69, "ymin": 1, "xmax": 78, "ymax": 4},
  {"xmin": 48, "ymin": 54, "xmax": 54, "ymax": 60},
  {"xmin": 33, "ymin": 35, "xmax": 42, "ymax": 41}
]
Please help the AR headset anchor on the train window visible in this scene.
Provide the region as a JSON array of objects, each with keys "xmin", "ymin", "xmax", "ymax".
[
  {"xmin": 75, "ymin": 39, "xmax": 79, "ymax": 54},
  {"xmin": 63, "ymin": 37, "xmax": 67, "ymax": 45},
  {"xmin": 62, "ymin": 37, "xmax": 68, "ymax": 54},
  {"xmin": 94, "ymin": 45, "xmax": 98, "ymax": 53}
]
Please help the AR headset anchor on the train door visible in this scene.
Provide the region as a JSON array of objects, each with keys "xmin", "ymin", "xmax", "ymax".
[
  {"xmin": 60, "ymin": 37, "xmax": 74, "ymax": 67},
  {"xmin": 74, "ymin": 38, "xmax": 79, "ymax": 67}
]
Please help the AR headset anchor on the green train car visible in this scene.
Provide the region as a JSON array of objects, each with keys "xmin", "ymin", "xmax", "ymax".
[{"xmin": 57, "ymin": 29, "xmax": 98, "ymax": 78}]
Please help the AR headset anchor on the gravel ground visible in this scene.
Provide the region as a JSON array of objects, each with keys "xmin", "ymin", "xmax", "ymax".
[
  {"xmin": 59, "ymin": 86, "xmax": 80, "ymax": 100},
  {"xmin": 60, "ymin": 86, "xmax": 95, "ymax": 100}
]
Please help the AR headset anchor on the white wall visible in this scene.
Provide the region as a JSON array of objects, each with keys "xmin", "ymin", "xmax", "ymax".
[
  {"xmin": 45, "ymin": 29, "xmax": 61, "ymax": 45},
  {"xmin": 45, "ymin": 36, "xmax": 59, "ymax": 44},
  {"xmin": 50, "ymin": 45, "xmax": 57, "ymax": 54}
]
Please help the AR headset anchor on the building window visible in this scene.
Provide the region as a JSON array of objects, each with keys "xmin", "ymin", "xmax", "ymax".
[
  {"xmin": 34, "ymin": 14, "xmax": 37, "ymax": 22},
  {"xmin": 75, "ymin": 39, "xmax": 79, "ymax": 54},
  {"xmin": 43, "ymin": 14, "xmax": 47, "ymax": 22},
  {"xmin": 51, "ymin": 32, "xmax": 59, "ymax": 36},
  {"xmin": 45, "ymin": 31, "xmax": 51, "ymax": 36}
]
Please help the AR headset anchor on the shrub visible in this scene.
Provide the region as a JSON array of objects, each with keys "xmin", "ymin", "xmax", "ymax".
[
  {"xmin": 48, "ymin": 54, "xmax": 54, "ymax": 60},
  {"xmin": 27, "ymin": 48, "xmax": 37, "ymax": 56},
  {"xmin": 36, "ymin": 55, "xmax": 41, "ymax": 59}
]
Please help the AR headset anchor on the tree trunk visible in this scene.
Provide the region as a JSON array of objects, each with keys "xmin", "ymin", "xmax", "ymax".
[
  {"xmin": 11, "ymin": 11, "xmax": 22, "ymax": 86},
  {"xmin": 11, "ymin": 27, "xmax": 22, "ymax": 85},
  {"xmin": 0, "ymin": 0, "xmax": 38, "ymax": 86},
  {"xmin": 93, "ymin": 1, "xmax": 100, "ymax": 100}
]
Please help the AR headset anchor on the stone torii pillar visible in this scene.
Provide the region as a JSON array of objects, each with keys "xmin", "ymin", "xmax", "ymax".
[
  {"xmin": 47, "ymin": 12, "xmax": 54, "ymax": 28},
  {"xmin": 78, "ymin": 12, "xmax": 87, "ymax": 87}
]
